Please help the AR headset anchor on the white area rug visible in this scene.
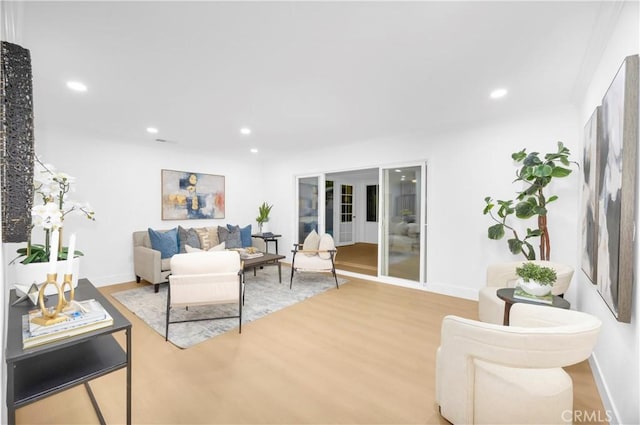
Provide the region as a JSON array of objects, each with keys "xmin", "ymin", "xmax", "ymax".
[{"xmin": 111, "ymin": 266, "xmax": 346, "ymax": 348}]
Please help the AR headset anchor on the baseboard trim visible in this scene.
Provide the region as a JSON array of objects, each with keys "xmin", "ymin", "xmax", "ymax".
[{"xmin": 588, "ymin": 354, "xmax": 618, "ymax": 424}]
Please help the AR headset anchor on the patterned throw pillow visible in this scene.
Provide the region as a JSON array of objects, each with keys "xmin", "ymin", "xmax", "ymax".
[
  {"xmin": 195, "ymin": 228, "xmax": 212, "ymax": 250},
  {"xmin": 206, "ymin": 226, "xmax": 220, "ymax": 247},
  {"xmin": 148, "ymin": 228, "xmax": 179, "ymax": 259}
]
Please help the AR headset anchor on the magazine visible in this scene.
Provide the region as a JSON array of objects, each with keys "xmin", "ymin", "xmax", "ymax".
[
  {"xmin": 23, "ymin": 299, "xmax": 113, "ymax": 348},
  {"xmin": 513, "ymin": 287, "xmax": 553, "ymax": 305}
]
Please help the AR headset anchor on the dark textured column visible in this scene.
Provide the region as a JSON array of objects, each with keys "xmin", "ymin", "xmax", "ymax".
[{"xmin": 1, "ymin": 41, "xmax": 35, "ymax": 242}]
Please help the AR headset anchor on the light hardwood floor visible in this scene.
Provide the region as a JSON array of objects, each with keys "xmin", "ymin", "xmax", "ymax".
[{"xmin": 16, "ymin": 273, "xmax": 607, "ymax": 424}]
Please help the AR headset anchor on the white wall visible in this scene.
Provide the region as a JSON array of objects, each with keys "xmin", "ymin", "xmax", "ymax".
[
  {"xmin": 262, "ymin": 104, "xmax": 581, "ymax": 299},
  {"xmin": 575, "ymin": 2, "xmax": 639, "ymax": 424},
  {"xmin": 2, "ymin": 133, "xmax": 267, "ymax": 288}
]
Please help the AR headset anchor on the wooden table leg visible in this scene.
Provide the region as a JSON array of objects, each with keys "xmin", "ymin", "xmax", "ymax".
[
  {"xmin": 278, "ymin": 262, "xmax": 282, "ymax": 283},
  {"xmin": 503, "ymin": 302, "xmax": 513, "ymax": 326}
]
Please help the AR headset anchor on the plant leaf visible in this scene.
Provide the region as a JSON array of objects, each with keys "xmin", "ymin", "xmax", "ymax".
[
  {"xmin": 488, "ymin": 224, "xmax": 505, "ymax": 240},
  {"xmin": 508, "ymin": 238, "xmax": 522, "ymax": 254},
  {"xmin": 547, "ymin": 195, "xmax": 558, "ymax": 203},
  {"xmin": 533, "ymin": 164, "xmax": 553, "ymax": 177},
  {"xmin": 515, "ymin": 201, "xmax": 536, "ymax": 219},
  {"xmin": 512, "ymin": 149, "xmax": 527, "ymax": 162},
  {"xmin": 551, "ymin": 166, "xmax": 572, "ymax": 177}
]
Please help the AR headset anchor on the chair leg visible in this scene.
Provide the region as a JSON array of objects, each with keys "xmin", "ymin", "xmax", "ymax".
[
  {"xmin": 333, "ymin": 269, "xmax": 339, "ymax": 289},
  {"xmin": 239, "ymin": 276, "xmax": 243, "ymax": 333},
  {"xmin": 165, "ymin": 288, "xmax": 171, "ymax": 341},
  {"xmin": 290, "ymin": 267, "xmax": 295, "ymax": 289},
  {"xmin": 154, "ymin": 283, "xmax": 160, "ymax": 293}
]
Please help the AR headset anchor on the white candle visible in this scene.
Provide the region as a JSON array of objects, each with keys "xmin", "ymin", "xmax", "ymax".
[
  {"xmin": 48, "ymin": 229, "xmax": 59, "ymax": 274},
  {"xmin": 66, "ymin": 233, "xmax": 76, "ymax": 274}
]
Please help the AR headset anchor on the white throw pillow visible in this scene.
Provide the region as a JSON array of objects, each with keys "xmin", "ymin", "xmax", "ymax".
[
  {"xmin": 211, "ymin": 241, "xmax": 226, "ymax": 251},
  {"xmin": 185, "ymin": 241, "xmax": 225, "ymax": 253},
  {"xmin": 318, "ymin": 233, "xmax": 335, "ymax": 260},
  {"xmin": 302, "ymin": 230, "xmax": 321, "ymax": 256}
]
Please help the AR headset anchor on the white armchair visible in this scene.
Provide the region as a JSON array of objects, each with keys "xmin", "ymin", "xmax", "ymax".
[
  {"xmin": 290, "ymin": 231, "xmax": 339, "ymax": 289},
  {"xmin": 478, "ymin": 261, "xmax": 574, "ymax": 324},
  {"xmin": 166, "ymin": 251, "xmax": 243, "ymax": 340},
  {"xmin": 436, "ymin": 303, "xmax": 601, "ymax": 425}
]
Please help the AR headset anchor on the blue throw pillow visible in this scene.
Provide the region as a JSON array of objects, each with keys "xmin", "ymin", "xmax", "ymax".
[
  {"xmin": 227, "ymin": 224, "xmax": 252, "ymax": 248},
  {"xmin": 148, "ymin": 228, "xmax": 179, "ymax": 259}
]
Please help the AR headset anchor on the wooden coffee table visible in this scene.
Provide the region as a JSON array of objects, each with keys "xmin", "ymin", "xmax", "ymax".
[
  {"xmin": 241, "ymin": 253, "xmax": 286, "ymax": 283},
  {"xmin": 497, "ymin": 288, "xmax": 570, "ymax": 326}
]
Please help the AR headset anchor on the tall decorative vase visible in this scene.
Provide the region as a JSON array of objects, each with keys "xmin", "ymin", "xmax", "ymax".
[
  {"xmin": 10, "ymin": 258, "xmax": 80, "ymax": 295},
  {"xmin": 261, "ymin": 221, "xmax": 270, "ymax": 233}
]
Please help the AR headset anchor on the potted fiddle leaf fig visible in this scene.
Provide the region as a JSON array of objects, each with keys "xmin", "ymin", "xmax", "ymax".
[
  {"xmin": 515, "ymin": 262, "xmax": 557, "ymax": 296},
  {"xmin": 483, "ymin": 142, "xmax": 576, "ymax": 260},
  {"xmin": 256, "ymin": 202, "xmax": 273, "ymax": 233}
]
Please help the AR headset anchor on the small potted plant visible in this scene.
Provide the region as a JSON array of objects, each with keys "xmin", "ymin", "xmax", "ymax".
[
  {"xmin": 256, "ymin": 202, "xmax": 273, "ymax": 233},
  {"xmin": 515, "ymin": 262, "xmax": 557, "ymax": 296}
]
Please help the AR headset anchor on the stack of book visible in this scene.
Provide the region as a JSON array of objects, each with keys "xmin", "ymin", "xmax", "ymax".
[
  {"xmin": 22, "ymin": 299, "xmax": 113, "ymax": 349},
  {"xmin": 513, "ymin": 287, "xmax": 553, "ymax": 305}
]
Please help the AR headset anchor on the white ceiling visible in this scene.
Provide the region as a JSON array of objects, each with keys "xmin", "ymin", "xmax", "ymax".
[{"xmin": 15, "ymin": 1, "xmax": 618, "ymax": 156}]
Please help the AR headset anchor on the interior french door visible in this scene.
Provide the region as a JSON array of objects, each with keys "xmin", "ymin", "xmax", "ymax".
[{"xmin": 339, "ymin": 184, "xmax": 355, "ymax": 245}]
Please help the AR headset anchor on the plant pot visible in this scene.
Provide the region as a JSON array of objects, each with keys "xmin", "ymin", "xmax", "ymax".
[
  {"xmin": 517, "ymin": 278, "xmax": 552, "ymax": 296},
  {"xmin": 10, "ymin": 258, "xmax": 80, "ymax": 295},
  {"xmin": 261, "ymin": 221, "xmax": 270, "ymax": 234}
]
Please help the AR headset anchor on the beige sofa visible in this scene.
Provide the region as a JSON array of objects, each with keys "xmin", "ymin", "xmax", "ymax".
[{"xmin": 133, "ymin": 225, "xmax": 264, "ymax": 292}]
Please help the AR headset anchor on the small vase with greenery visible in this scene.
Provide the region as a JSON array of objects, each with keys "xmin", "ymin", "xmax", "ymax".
[
  {"xmin": 483, "ymin": 142, "xmax": 576, "ymax": 260},
  {"xmin": 515, "ymin": 262, "xmax": 557, "ymax": 296},
  {"xmin": 256, "ymin": 202, "xmax": 273, "ymax": 233}
]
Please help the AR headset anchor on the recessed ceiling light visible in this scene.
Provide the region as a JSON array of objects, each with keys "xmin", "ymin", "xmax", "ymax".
[
  {"xmin": 250, "ymin": 148, "xmax": 258, "ymax": 153},
  {"xmin": 146, "ymin": 127, "xmax": 159, "ymax": 134},
  {"xmin": 240, "ymin": 127, "xmax": 252, "ymax": 135},
  {"xmin": 490, "ymin": 88, "xmax": 508, "ymax": 99},
  {"xmin": 395, "ymin": 169, "xmax": 402, "ymax": 173},
  {"xmin": 66, "ymin": 81, "xmax": 87, "ymax": 92}
]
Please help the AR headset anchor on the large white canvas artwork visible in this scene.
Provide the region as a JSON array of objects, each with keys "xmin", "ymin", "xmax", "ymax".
[
  {"xmin": 580, "ymin": 107, "xmax": 599, "ymax": 284},
  {"xmin": 596, "ymin": 55, "xmax": 638, "ymax": 323}
]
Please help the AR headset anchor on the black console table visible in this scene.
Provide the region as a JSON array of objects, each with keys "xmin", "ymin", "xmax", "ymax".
[
  {"xmin": 5, "ymin": 278, "xmax": 132, "ymax": 424},
  {"xmin": 251, "ymin": 233, "xmax": 282, "ymax": 254}
]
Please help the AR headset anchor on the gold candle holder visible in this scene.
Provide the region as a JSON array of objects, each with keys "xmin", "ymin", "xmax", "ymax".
[
  {"xmin": 60, "ymin": 273, "xmax": 75, "ymax": 310},
  {"xmin": 31, "ymin": 273, "xmax": 67, "ymax": 326}
]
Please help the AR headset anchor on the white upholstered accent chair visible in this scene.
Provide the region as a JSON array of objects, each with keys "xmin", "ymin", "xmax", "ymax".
[
  {"xmin": 436, "ymin": 303, "xmax": 601, "ymax": 425},
  {"xmin": 166, "ymin": 251, "xmax": 243, "ymax": 340},
  {"xmin": 478, "ymin": 261, "xmax": 574, "ymax": 325},
  {"xmin": 290, "ymin": 231, "xmax": 339, "ymax": 289}
]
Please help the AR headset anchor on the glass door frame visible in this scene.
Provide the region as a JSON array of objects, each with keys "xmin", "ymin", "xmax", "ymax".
[
  {"xmin": 378, "ymin": 161, "xmax": 428, "ymax": 286},
  {"xmin": 295, "ymin": 162, "xmax": 428, "ymax": 288},
  {"xmin": 295, "ymin": 173, "xmax": 325, "ymax": 244}
]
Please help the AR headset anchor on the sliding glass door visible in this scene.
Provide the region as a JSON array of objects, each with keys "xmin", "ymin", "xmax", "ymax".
[
  {"xmin": 297, "ymin": 176, "xmax": 321, "ymax": 243},
  {"xmin": 380, "ymin": 164, "xmax": 426, "ymax": 283},
  {"xmin": 297, "ymin": 164, "xmax": 427, "ymax": 285}
]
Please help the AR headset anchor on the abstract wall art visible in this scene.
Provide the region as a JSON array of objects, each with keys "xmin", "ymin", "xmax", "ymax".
[
  {"xmin": 161, "ymin": 169, "xmax": 225, "ymax": 220},
  {"xmin": 580, "ymin": 107, "xmax": 600, "ymax": 284},
  {"xmin": 595, "ymin": 54, "xmax": 638, "ymax": 323}
]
